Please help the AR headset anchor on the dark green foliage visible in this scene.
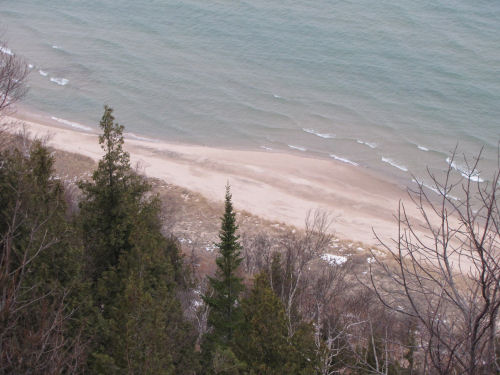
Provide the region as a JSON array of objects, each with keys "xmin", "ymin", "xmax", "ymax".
[
  {"xmin": 203, "ymin": 185, "xmax": 244, "ymax": 346},
  {"xmin": 78, "ymin": 106, "xmax": 198, "ymax": 373},
  {"xmin": 269, "ymin": 252, "xmax": 284, "ymax": 299},
  {"xmin": 235, "ymin": 273, "xmax": 290, "ymax": 374},
  {"xmin": 0, "ymin": 139, "xmax": 87, "ymax": 373},
  {"xmin": 234, "ymin": 273, "xmax": 317, "ymax": 375},
  {"xmin": 290, "ymin": 322, "xmax": 319, "ymax": 374},
  {"xmin": 78, "ymin": 105, "xmax": 150, "ymax": 280},
  {"xmin": 211, "ymin": 346, "xmax": 246, "ymax": 375},
  {"xmin": 0, "ymin": 141, "xmax": 76, "ymax": 284},
  {"xmin": 201, "ymin": 185, "xmax": 245, "ymax": 374},
  {"xmin": 92, "ymin": 236, "xmax": 198, "ymax": 374},
  {"xmin": 202, "ymin": 189, "xmax": 320, "ymax": 374}
]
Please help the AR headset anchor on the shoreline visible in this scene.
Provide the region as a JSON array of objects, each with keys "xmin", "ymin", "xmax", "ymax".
[{"xmin": 2, "ymin": 110, "xmax": 424, "ymax": 246}]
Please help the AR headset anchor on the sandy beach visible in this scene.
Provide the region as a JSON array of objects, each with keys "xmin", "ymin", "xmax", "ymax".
[{"xmin": 2, "ymin": 112, "xmax": 425, "ymax": 246}]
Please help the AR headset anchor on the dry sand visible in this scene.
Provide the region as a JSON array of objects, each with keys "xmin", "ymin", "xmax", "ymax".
[{"xmin": 2, "ymin": 112, "xmax": 426, "ymax": 246}]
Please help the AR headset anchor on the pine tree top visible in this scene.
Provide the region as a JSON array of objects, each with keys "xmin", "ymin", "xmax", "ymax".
[
  {"xmin": 217, "ymin": 184, "xmax": 241, "ymax": 253},
  {"xmin": 96, "ymin": 105, "xmax": 131, "ymax": 186}
]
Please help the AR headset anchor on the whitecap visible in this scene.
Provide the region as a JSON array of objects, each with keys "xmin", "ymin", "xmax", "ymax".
[
  {"xmin": 50, "ymin": 77, "xmax": 69, "ymax": 86},
  {"xmin": 39, "ymin": 70, "xmax": 48, "ymax": 77},
  {"xmin": 302, "ymin": 128, "xmax": 335, "ymax": 139},
  {"xmin": 445, "ymin": 157, "xmax": 483, "ymax": 182},
  {"xmin": 382, "ymin": 157, "xmax": 408, "ymax": 172},
  {"xmin": 412, "ymin": 178, "xmax": 460, "ymax": 201},
  {"xmin": 329, "ymin": 154, "xmax": 358, "ymax": 166},
  {"xmin": 28, "ymin": 64, "xmax": 34, "ymax": 69},
  {"xmin": 357, "ymin": 139, "xmax": 377, "ymax": 148},
  {"xmin": 51, "ymin": 116, "xmax": 92, "ymax": 131},
  {"xmin": 272, "ymin": 94, "xmax": 282, "ymax": 99},
  {"xmin": 417, "ymin": 145, "xmax": 429, "ymax": 151},
  {"xmin": 0, "ymin": 46, "xmax": 13, "ymax": 55},
  {"xmin": 321, "ymin": 254, "xmax": 348, "ymax": 266},
  {"xmin": 260, "ymin": 145, "xmax": 273, "ymax": 151},
  {"xmin": 52, "ymin": 45, "xmax": 60, "ymax": 49},
  {"xmin": 288, "ymin": 144, "xmax": 306, "ymax": 152},
  {"xmin": 467, "ymin": 175, "xmax": 484, "ymax": 183}
]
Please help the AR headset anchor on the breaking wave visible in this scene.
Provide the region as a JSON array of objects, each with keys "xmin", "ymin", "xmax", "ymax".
[
  {"xmin": 329, "ymin": 154, "xmax": 358, "ymax": 166},
  {"xmin": 50, "ymin": 77, "xmax": 69, "ymax": 86},
  {"xmin": 445, "ymin": 157, "xmax": 483, "ymax": 182},
  {"xmin": 51, "ymin": 116, "xmax": 92, "ymax": 131},
  {"xmin": 288, "ymin": 144, "xmax": 307, "ymax": 152},
  {"xmin": 302, "ymin": 128, "xmax": 335, "ymax": 139},
  {"xmin": 382, "ymin": 157, "xmax": 408, "ymax": 172}
]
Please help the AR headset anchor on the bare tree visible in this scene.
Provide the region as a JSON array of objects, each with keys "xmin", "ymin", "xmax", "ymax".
[
  {"xmin": 370, "ymin": 151, "xmax": 500, "ymax": 374},
  {"xmin": 0, "ymin": 40, "xmax": 29, "ymax": 115},
  {"xmin": 307, "ymin": 262, "xmax": 352, "ymax": 375},
  {"xmin": 193, "ymin": 278, "xmax": 212, "ymax": 347},
  {"xmin": 241, "ymin": 231, "xmax": 274, "ymax": 275},
  {"xmin": 276, "ymin": 210, "xmax": 333, "ymax": 337},
  {"xmin": 313, "ymin": 282, "xmax": 414, "ymax": 375}
]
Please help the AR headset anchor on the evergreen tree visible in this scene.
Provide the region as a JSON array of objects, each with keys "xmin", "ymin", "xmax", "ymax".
[
  {"xmin": 211, "ymin": 346, "xmax": 246, "ymax": 375},
  {"xmin": 234, "ymin": 273, "xmax": 317, "ymax": 375},
  {"xmin": 78, "ymin": 106, "xmax": 198, "ymax": 373},
  {"xmin": 93, "ymin": 236, "xmax": 199, "ymax": 374},
  {"xmin": 269, "ymin": 252, "xmax": 284, "ymax": 299},
  {"xmin": 234, "ymin": 273, "xmax": 290, "ymax": 374},
  {"xmin": 78, "ymin": 105, "xmax": 149, "ymax": 280},
  {"xmin": 202, "ymin": 185, "xmax": 244, "ymax": 368},
  {"xmin": 0, "ymin": 139, "xmax": 87, "ymax": 373}
]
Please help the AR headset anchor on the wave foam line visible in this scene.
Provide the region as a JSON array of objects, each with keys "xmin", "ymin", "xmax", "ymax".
[
  {"xmin": 303, "ymin": 128, "xmax": 335, "ymax": 139},
  {"xmin": 51, "ymin": 116, "xmax": 92, "ymax": 131},
  {"xmin": 412, "ymin": 179, "xmax": 460, "ymax": 201},
  {"xmin": 445, "ymin": 157, "xmax": 484, "ymax": 183},
  {"xmin": 417, "ymin": 145, "xmax": 429, "ymax": 151},
  {"xmin": 50, "ymin": 77, "xmax": 69, "ymax": 86},
  {"xmin": 39, "ymin": 70, "xmax": 48, "ymax": 77},
  {"xmin": 288, "ymin": 144, "xmax": 307, "ymax": 152},
  {"xmin": 125, "ymin": 132, "xmax": 157, "ymax": 142},
  {"xmin": 357, "ymin": 139, "xmax": 377, "ymax": 148},
  {"xmin": 329, "ymin": 154, "xmax": 358, "ymax": 166},
  {"xmin": 382, "ymin": 157, "xmax": 408, "ymax": 172}
]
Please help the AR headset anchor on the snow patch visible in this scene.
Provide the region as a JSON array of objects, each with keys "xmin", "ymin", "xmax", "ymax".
[
  {"xmin": 0, "ymin": 46, "xmax": 13, "ymax": 55},
  {"xmin": 321, "ymin": 254, "xmax": 348, "ymax": 266}
]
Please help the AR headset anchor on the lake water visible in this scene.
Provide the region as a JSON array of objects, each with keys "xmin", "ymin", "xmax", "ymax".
[{"xmin": 1, "ymin": 0, "xmax": 499, "ymax": 187}]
